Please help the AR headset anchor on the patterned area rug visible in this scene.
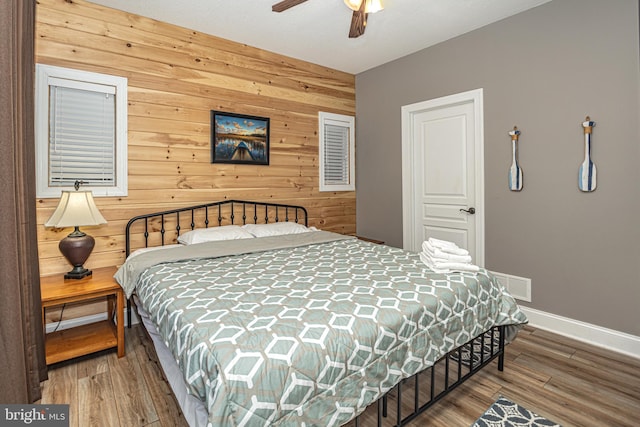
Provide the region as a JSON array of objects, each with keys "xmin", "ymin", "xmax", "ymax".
[{"xmin": 471, "ymin": 397, "xmax": 562, "ymax": 427}]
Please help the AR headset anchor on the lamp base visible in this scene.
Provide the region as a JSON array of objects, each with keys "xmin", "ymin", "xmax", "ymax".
[
  {"xmin": 64, "ymin": 266, "xmax": 93, "ymax": 280},
  {"xmin": 59, "ymin": 228, "xmax": 95, "ymax": 280}
]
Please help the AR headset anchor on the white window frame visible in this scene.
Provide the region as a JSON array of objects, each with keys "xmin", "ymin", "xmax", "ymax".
[
  {"xmin": 319, "ymin": 111, "xmax": 355, "ymax": 192},
  {"xmin": 35, "ymin": 64, "xmax": 128, "ymax": 198}
]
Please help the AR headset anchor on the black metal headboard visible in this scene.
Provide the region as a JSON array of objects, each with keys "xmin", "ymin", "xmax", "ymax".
[{"xmin": 125, "ymin": 200, "xmax": 308, "ymax": 256}]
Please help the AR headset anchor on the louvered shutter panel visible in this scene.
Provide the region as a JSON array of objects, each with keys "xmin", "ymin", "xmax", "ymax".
[
  {"xmin": 319, "ymin": 112, "xmax": 355, "ymax": 192},
  {"xmin": 323, "ymin": 123, "xmax": 350, "ymax": 185}
]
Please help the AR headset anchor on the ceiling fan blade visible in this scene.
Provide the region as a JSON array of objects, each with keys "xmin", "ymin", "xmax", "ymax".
[
  {"xmin": 348, "ymin": 7, "xmax": 367, "ymax": 38},
  {"xmin": 272, "ymin": 0, "xmax": 308, "ymax": 12}
]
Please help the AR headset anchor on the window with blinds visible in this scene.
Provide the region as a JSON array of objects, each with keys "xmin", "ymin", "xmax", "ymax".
[
  {"xmin": 319, "ymin": 112, "xmax": 355, "ymax": 192},
  {"xmin": 35, "ymin": 64, "xmax": 128, "ymax": 198}
]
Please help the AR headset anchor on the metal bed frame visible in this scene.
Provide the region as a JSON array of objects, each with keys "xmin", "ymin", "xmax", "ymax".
[
  {"xmin": 123, "ymin": 199, "xmax": 506, "ymax": 426},
  {"xmin": 353, "ymin": 326, "xmax": 505, "ymax": 426}
]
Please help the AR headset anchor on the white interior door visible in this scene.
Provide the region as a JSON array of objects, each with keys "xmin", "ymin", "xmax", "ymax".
[{"xmin": 401, "ymin": 89, "xmax": 485, "ymax": 266}]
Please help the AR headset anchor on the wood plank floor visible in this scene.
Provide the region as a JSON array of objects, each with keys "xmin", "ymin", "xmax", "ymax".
[{"xmin": 38, "ymin": 325, "xmax": 640, "ymax": 426}]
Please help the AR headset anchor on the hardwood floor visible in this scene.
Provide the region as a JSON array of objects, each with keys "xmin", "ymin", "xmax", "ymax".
[{"xmin": 39, "ymin": 325, "xmax": 640, "ymax": 426}]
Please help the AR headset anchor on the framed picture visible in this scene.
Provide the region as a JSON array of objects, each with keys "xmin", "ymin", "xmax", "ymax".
[{"xmin": 211, "ymin": 111, "xmax": 270, "ymax": 165}]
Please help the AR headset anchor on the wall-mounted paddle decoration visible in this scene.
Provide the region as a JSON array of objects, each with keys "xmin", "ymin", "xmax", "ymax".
[
  {"xmin": 579, "ymin": 116, "xmax": 596, "ymax": 192},
  {"xmin": 508, "ymin": 126, "xmax": 523, "ymax": 191}
]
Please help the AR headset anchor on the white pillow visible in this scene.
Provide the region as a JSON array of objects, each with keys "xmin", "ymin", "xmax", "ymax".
[
  {"xmin": 242, "ymin": 222, "xmax": 314, "ymax": 237},
  {"xmin": 128, "ymin": 244, "xmax": 183, "ymax": 259},
  {"xmin": 177, "ymin": 225, "xmax": 254, "ymax": 245}
]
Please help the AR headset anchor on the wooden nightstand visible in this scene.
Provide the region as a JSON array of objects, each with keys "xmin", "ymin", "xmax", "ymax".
[{"xmin": 40, "ymin": 266, "xmax": 124, "ymax": 365}]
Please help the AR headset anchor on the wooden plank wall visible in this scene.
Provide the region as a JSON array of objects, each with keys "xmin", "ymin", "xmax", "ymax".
[{"xmin": 35, "ymin": 0, "xmax": 356, "ymax": 279}]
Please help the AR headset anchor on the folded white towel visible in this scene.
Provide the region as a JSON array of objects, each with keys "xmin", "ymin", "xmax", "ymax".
[
  {"xmin": 420, "ymin": 252, "xmax": 480, "ymax": 273},
  {"xmin": 424, "ymin": 238, "xmax": 469, "ymax": 256},
  {"xmin": 420, "ymin": 253, "xmax": 449, "ymax": 273},
  {"xmin": 428, "ymin": 237, "xmax": 458, "ymax": 249},
  {"xmin": 423, "ymin": 241, "xmax": 472, "ymax": 263}
]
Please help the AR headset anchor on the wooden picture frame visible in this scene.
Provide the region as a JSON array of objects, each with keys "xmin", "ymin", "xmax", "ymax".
[{"xmin": 211, "ymin": 111, "xmax": 270, "ymax": 165}]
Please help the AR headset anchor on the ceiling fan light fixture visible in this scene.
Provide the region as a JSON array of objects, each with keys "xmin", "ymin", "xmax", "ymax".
[
  {"xmin": 365, "ymin": 0, "xmax": 384, "ymax": 14},
  {"xmin": 344, "ymin": 0, "xmax": 363, "ymax": 11}
]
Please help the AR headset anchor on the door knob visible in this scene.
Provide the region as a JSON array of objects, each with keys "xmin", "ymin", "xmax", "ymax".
[{"xmin": 460, "ymin": 207, "xmax": 476, "ymax": 214}]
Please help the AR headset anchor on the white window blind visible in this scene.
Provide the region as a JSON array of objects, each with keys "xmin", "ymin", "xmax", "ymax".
[
  {"xmin": 49, "ymin": 84, "xmax": 116, "ymax": 187},
  {"xmin": 35, "ymin": 64, "xmax": 128, "ymax": 198},
  {"xmin": 319, "ymin": 112, "xmax": 355, "ymax": 192}
]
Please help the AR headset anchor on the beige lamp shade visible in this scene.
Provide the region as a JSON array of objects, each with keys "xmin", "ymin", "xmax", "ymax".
[{"xmin": 45, "ymin": 190, "xmax": 107, "ymax": 228}]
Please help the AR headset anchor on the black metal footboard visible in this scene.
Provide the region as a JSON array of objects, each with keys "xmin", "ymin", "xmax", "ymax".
[{"xmin": 351, "ymin": 326, "xmax": 506, "ymax": 426}]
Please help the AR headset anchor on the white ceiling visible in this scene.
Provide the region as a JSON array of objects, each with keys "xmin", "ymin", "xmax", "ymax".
[{"xmin": 88, "ymin": 0, "xmax": 551, "ymax": 74}]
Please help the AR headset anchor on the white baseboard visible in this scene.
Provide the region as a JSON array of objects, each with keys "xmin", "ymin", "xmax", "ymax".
[
  {"xmin": 521, "ymin": 306, "xmax": 640, "ymax": 360},
  {"xmin": 45, "ymin": 309, "xmax": 139, "ymax": 333},
  {"xmin": 45, "ymin": 313, "xmax": 107, "ymax": 333},
  {"xmin": 44, "ymin": 304, "xmax": 638, "ymax": 360}
]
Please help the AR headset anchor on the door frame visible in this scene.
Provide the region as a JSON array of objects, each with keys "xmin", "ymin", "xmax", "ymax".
[{"xmin": 400, "ymin": 88, "xmax": 485, "ymax": 266}]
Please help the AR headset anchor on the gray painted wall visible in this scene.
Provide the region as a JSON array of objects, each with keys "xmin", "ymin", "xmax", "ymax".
[{"xmin": 355, "ymin": 0, "xmax": 640, "ymax": 336}]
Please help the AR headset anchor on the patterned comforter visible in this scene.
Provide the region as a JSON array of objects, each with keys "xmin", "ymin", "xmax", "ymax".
[{"xmin": 117, "ymin": 231, "xmax": 527, "ymax": 426}]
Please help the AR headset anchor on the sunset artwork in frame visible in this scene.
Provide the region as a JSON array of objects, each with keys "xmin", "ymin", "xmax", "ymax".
[{"xmin": 211, "ymin": 111, "xmax": 270, "ymax": 165}]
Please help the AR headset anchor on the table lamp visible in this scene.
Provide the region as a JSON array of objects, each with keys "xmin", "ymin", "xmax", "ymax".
[{"xmin": 45, "ymin": 182, "xmax": 107, "ymax": 279}]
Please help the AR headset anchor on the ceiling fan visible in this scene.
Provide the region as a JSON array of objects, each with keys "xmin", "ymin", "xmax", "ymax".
[{"xmin": 272, "ymin": 0, "xmax": 384, "ymax": 38}]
